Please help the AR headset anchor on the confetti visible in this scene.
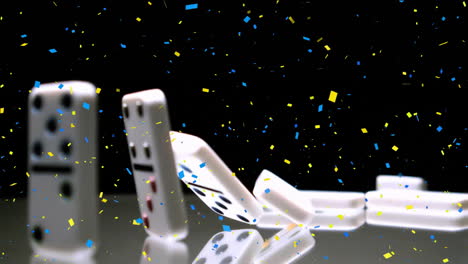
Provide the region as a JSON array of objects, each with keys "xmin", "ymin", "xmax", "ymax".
[
  {"xmin": 185, "ymin": 3, "xmax": 198, "ymax": 10},
  {"xmin": 174, "ymin": 51, "xmax": 181, "ymax": 57},
  {"xmin": 49, "ymin": 49, "xmax": 57, "ymax": 53},
  {"xmin": 0, "ymin": 108, "xmax": 4, "ymax": 114},
  {"xmin": 96, "ymin": 88, "xmax": 101, "ymax": 94},
  {"xmin": 284, "ymin": 159, "xmax": 291, "ymax": 164},
  {"xmin": 86, "ymin": 239, "xmax": 94, "ymax": 248},
  {"xmin": 202, "ymin": 88, "xmax": 210, "ymax": 93},
  {"xmin": 34, "ymin": 81, "xmax": 41, "ymax": 88},
  {"xmin": 392, "ymin": 145, "xmax": 399, "ymax": 151},
  {"xmin": 328, "ymin": 91, "xmax": 338, "ymax": 102},
  {"xmin": 361, "ymin": 128, "xmax": 368, "ymax": 133},
  {"xmin": 47, "ymin": 152, "xmax": 54, "ymax": 157},
  {"xmin": 383, "ymin": 252, "xmax": 395, "ymax": 259},
  {"xmin": 265, "ymin": 188, "xmax": 271, "ymax": 194},
  {"xmin": 244, "ymin": 16, "xmax": 251, "ymax": 23},
  {"xmin": 442, "ymin": 258, "xmax": 449, "ymax": 263},
  {"xmin": 82, "ymin": 102, "xmax": 90, "ymax": 110},
  {"xmin": 120, "ymin": 43, "xmax": 127, "ymax": 48},
  {"xmin": 223, "ymin": 225, "xmax": 231, "ymax": 232},
  {"xmin": 68, "ymin": 218, "xmax": 75, "ymax": 227}
]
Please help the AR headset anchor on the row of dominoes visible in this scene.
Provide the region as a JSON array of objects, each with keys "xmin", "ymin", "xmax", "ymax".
[{"xmin": 27, "ymin": 83, "xmax": 468, "ymax": 263}]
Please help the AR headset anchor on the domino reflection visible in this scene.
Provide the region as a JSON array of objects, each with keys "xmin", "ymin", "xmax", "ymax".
[
  {"xmin": 30, "ymin": 252, "xmax": 96, "ymax": 264},
  {"xmin": 139, "ymin": 236, "xmax": 188, "ymax": 264}
]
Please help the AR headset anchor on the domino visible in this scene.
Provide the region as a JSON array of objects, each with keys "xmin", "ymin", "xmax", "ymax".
[
  {"xmin": 297, "ymin": 190, "xmax": 365, "ymax": 209},
  {"xmin": 192, "ymin": 229, "xmax": 263, "ymax": 264},
  {"xmin": 258, "ymin": 208, "xmax": 366, "ymax": 231},
  {"xmin": 253, "ymin": 170, "xmax": 315, "ymax": 226},
  {"xmin": 122, "ymin": 89, "xmax": 188, "ymax": 239},
  {"xmin": 366, "ymin": 207, "xmax": 468, "ymax": 231},
  {"xmin": 365, "ymin": 190, "xmax": 467, "ymax": 212},
  {"xmin": 254, "ymin": 224, "xmax": 315, "ymax": 264},
  {"xmin": 376, "ymin": 175, "xmax": 427, "ymax": 190},
  {"xmin": 140, "ymin": 236, "xmax": 188, "ymax": 264},
  {"xmin": 28, "ymin": 81, "xmax": 98, "ymax": 256},
  {"xmin": 170, "ymin": 131, "xmax": 263, "ymax": 224}
]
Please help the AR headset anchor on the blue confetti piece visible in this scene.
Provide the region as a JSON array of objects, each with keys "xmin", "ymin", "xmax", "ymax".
[
  {"xmin": 441, "ymin": 16, "xmax": 446, "ymax": 21},
  {"xmin": 307, "ymin": 49, "xmax": 313, "ymax": 53},
  {"xmin": 436, "ymin": 126, "xmax": 443, "ymax": 132},
  {"xmin": 459, "ymin": 208, "xmax": 463, "ymax": 213},
  {"xmin": 49, "ymin": 49, "xmax": 57, "ymax": 53},
  {"xmin": 56, "ymin": 109, "xmax": 64, "ymax": 114},
  {"xmin": 192, "ymin": 174, "xmax": 198, "ymax": 178},
  {"xmin": 21, "ymin": 34, "xmax": 27, "ymax": 38},
  {"xmin": 338, "ymin": 179, "xmax": 343, "ymax": 184},
  {"xmin": 265, "ymin": 188, "xmax": 270, "ymax": 194},
  {"xmin": 185, "ymin": 3, "xmax": 198, "ymax": 10},
  {"xmin": 374, "ymin": 143, "xmax": 379, "ymax": 150},
  {"xmin": 244, "ymin": 16, "xmax": 251, "ymax": 23},
  {"xmin": 86, "ymin": 239, "xmax": 93, "ymax": 248},
  {"xmin": 357, "ymin": 61, "xmax": 361, "ymax": 65},
  {"xmin": 323, "ymin": 256, "xmax": 329, "ymax": 260},
  {"xmin": 222, "ymin": 225, "xmax": 231, "ymax": 232},
  {"xmin": 295, "ymin": 132, "xmax": 299, "ymax": 140},
  {"xmin": 430, "ymin": 235, "xmax": 435, "ymax": 240},
  {"xmin": 126, "ymin": 168, "xmax": 132, "ymax": 175},
  {"xmin": 200, "ymin": 162, "xmax": 206, "ymax": 168},
  {"xmin": 451, "ymin": 77, "xmax": 456, "ymax": 82},
  {"xmin": 136, "ymin": 218, "xmax": 144, "ymax": 224},
  {"xmin": 318, "ymin": 104, "xmax": 323, "ymax": 112},
  {"xmin": 178, "ymin": 171, "xmax": 185, "ymax": 179},
  {"xmin": 182, "ymin": 123, "xmax": 186, "ymax": 127},
  {"xmin": 218, "ymin": 216, "xmax": 224, "ymax": 221},
  {"xmin": 34, "ymin": 81, "xmax": 40, "ymax": 88},
  {"xmin": 82, "ymin": 102, "xmax": 90, "ymax": 110},
  {"xmin": 84, "ymin": 137, "xmax": 89, "ymax": 143},
  {"xmin": 120, "ymin": 43, "xmax": 127, "ymax": 48},
  {"xmin": 58, "ymin": 84, "xmax": 64, "ymax": 89},
  {"xmin": 405, "ymin": 185, "xmax": 409, "ymax": 188},
  {"xmin": 45, "ymin": 229, "xmax": 50, "ymax": 234},
  {"xmin": 303, "ymin": 36, "xmax": 311, "ymax": 41},
  {"xmin": 190, "ymin": 204, "xmax": 196, "ymax": 210},
  {"xmin": 242, "ymin": 82, "xmax": 247, "ymax": 87},
  {"xmin": 253, "ymin": 24, "xmax": 257, "ymax": 29},
  {"xmin": 385, "ymin": 162, "xmax": 390, "ymax": 168},
  {"xmin": 399, "ymin": 0, "xmax": 404, "ymax": 2},
  {"xmin": 253, "ymin": 218, "xmax": 257, "ymax": 223},
  {"xmin": 344, "ymin": 232, "xmax": 349, "ymax": 237}
]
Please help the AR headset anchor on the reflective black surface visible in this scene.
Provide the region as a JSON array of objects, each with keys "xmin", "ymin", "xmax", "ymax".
[{"xmin": 1, "ymin": 194, "xmax": 467, "ymax": 263}]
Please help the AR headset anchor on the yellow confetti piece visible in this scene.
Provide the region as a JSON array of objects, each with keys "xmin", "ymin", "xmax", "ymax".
[
  {"xmin": 315, "ymin": 125, "xmax": 320, "ymax": 129},
  {"xmin": 407, "ymin": 112, "xmax": 412, "ymax": 118},
  {"xmin": 406, "ymin": 205, "xmax": 414, "ymax": 210},
  {"xmin": 324, "ymin": 45, "xmax": 331, "ymax": 51},
  {"xmin": 68, "ymin": 218, "xmax": 75, "ymax": 227},
  {"xmin": 274, "ymin": 235, "xmax": 280, "ymax": 240},
  {"xmin": 328, "ymin": 224, "xmax": 334, "ymax": 228},
  {"xmin": 308, "ymin": 163, "xmax": 312, "ymax": 168},
  {"xmin": 439, "ymin": 41, "xmax": 448, "ymax": 46},
  {"xmin": 174, "ymin": 51, "xmax": 181, "ymax": 57},
  {"xmin": 384, "ymin": 122, "xmax": 389, "ymax": 127},
  {"xmin": 413, "ymin": 8, "xmax": 418, "ymax": 12},
  {"xmin": 361, "ymin": 128, "xmax": 368, "ymax": 133},
  {"xmin": 148, "ymin": 1, "xmax": 152, "ymax": 5},
  {"xmin": 309, "ymin": 96, "xmax": 314, "ymax": 100},
  {"xmin": 443, "ymin": 258, "xmax": 449, "ymax": 263},
  {"xmin": 132, "ymin": 219, "xmax": 141, "ymax": 225},
  {"xmin": 48, "ymin": 152, "xmax": 54, "ymax": 157},
  {"xmin": 284, "ymin": 159, "xmax": 291, "ymax": 165},
  {"xmin": 20, "ymin": 43, "xmax": 28, "ymax": 46},
  {"xmin": 337, "ymin": 214, "xmax": 344, "ymax": 220},
  {"xmin": 101, "ymin": 198, "xmax": 108, "ymax": 203},
  {"xmin": 287, "ymin": 103, "xmax": 292, "ymax": 107},
  {"xmin": 377, "ymin": 211, "xmax": 383, "ymax": 216},
  {"xmin": 0, "ymin": 107, "xmax": 4, "ymax": 114},
  {"xmin": 334, "ymin": 166, "xmax": 338, "ymax": 172},
  {"xmin": 26, "ymin": 172, "xmax": 30, "ymax": 177},
  {"xmin": 392, "ymin": 145, "xmax": 399, "ymax": 151},
  {"xmin": 436, "ymin": 112, "xmax": 442, "ymax": 115},
  {"xmin": 70, "ymin": 123, "xmax": 75, "ymax": 128},
  {"xmin": 98, "ymin": 210, "xmax": 104, "ymax": 214},
  {"xmin": 402, "ymin": 71, "xmax": 407, "ymax": 76},
  {"xmin": 328, "ymin": 90, "xmax": 338, "ymax": 102},
  {"xmin": 96, "ymin": 88, "xmax": 101, "ymax": 94},
  {"xmin": 270, "ymin": 145, "xmax": 275, "ymax": 150},
  {"xmin": 9, "ymin": 151, "xmax": 13, "ymax": 155},
  {"xmin": 293, "ymin": 241, "xmax": 298, "ymax": 247},
  {"xmin": 383, "ymin": 252, "xmax": 394, "ymax": 259},
  {"xmin": 463, "ymin": 1, "xmax": 466, "ymax": 7},
  {"xmin": 72, "ymin": 111, "xmax": 76, "ymax": 115},
  {"xmin": 136, "ymin": 17, "xmax": 142, "ymax": 22},
  {"xmin": 202, "ymin": 88, "xmax": 210, "ymax": 93},
  {"xmin": 231, "ymin": 172, "xmax": 236, "ymax": 176},
  {"xmin": 288, "ymin": 16, "xmax": 295, "ymax": 24},
  {"xmin": 10, "ymin": 183, "xmax": 17, "ymax": 186}
]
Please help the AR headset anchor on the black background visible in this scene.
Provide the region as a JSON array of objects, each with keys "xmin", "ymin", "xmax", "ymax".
[{"xmin": 0, "ymin": 0, "xmax": 467, "ymax": 197}]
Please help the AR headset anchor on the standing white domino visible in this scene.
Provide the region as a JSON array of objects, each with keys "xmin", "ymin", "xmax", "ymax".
[
  {"xmin": 192, "ymin": 229, "xmax": 263, "ymax": 264},
  {"xmin": 254, "ymin": 224, "xmax": 315, "ymax": 264},
  {"xmin": 365, "ymin": 190, "xmax": 468, "ymax": 211},
  {"xmin": 140, "ymin": 236, "xmax": 188, "ymax": 264},
  {"xmin": 170, "ymin": 131, "xmax": 263, "ymax": 224},
  {"xmin": 122, "ymin": 89, "xmax": 188, "ymax": 239},
  {"xmin": 28, "ymin": 81, "xmax": 97, "ymax": 256},
  {"xmin": 376, "ymin": 175, "xmax": 427, "ymax": 190},
  {"xmin": 253, "ymin": 170, "xmax": 315, "ymax": 226}
]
